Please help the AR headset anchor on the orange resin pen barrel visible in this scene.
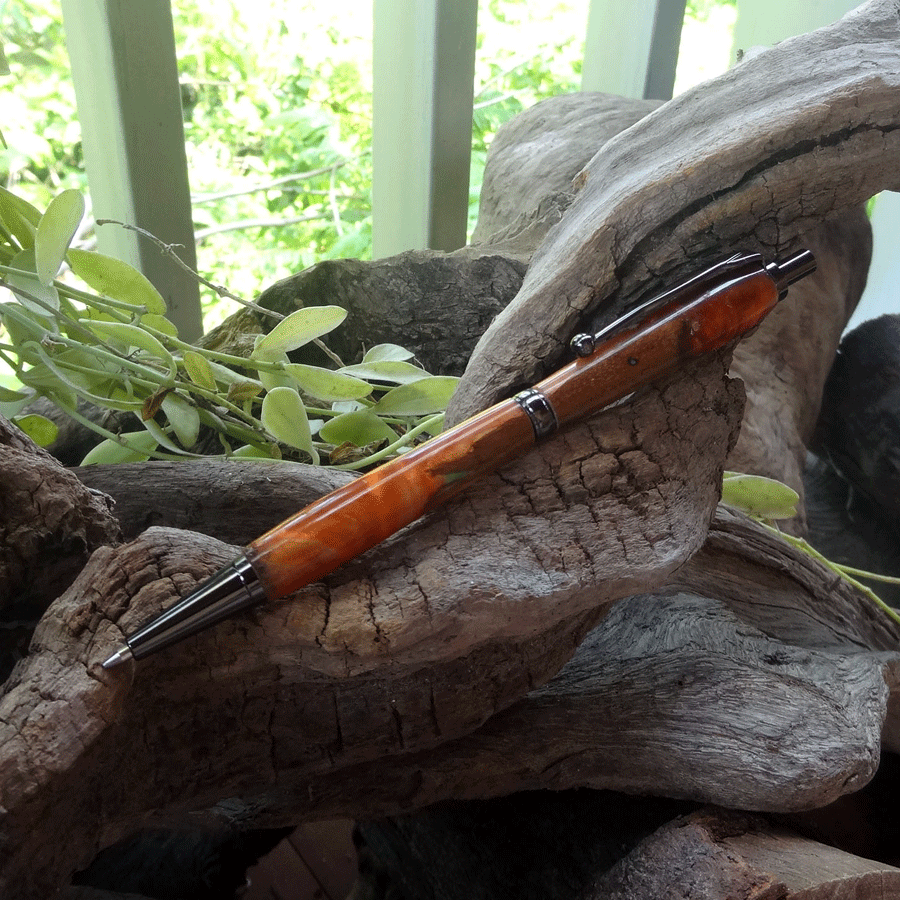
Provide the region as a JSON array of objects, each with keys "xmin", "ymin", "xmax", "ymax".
[
  {"xmin": 101, "ymin": 249, "xmax": 815, "ymax": 668},
  {"xmin": 247, "ymin": 398, "xmax": 536, "ymax": 596}
]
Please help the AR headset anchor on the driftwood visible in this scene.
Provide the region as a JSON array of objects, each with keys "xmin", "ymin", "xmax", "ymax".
[
  {"xmin": 592, "ymin": 808, "xmax": 900, "ymax": 900},
  {"xmin": 3, "ymin": 2, "xmax": 900, "ymax": 896},
  {"xmin": 354, "ymin": 802, "xmax": 900, "ymax": 900}
]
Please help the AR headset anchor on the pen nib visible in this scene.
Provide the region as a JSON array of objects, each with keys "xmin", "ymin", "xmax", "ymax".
[{"xmin": 101, "ymin": 646, "xmax": 133, "ymax": 669}]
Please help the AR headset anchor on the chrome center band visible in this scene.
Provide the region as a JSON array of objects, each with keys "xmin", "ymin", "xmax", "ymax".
[{"xmin": 514, "ymin": 388, "xmax": 559, "ymax": 439}]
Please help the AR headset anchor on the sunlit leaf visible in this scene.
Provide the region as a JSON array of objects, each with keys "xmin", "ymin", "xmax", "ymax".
[
  {"xmin": 161, "ymin": 391, "xmax": 201, "ymax": 448},
  {"xmin": 251, "ymin": 306, "xmax": 347, "ymax": 359},
  {"xmin": 68, "ymin": 248, "xmax": 168, "ymax": 314},
  {"xmin": 0, "ymin": 185, "xmax": 41, "ymax": 249},
  {"xmin": 372, "ymin": 376, "xmax": 459, "ymax": 415},
  {"xmin": 721, "ymin": 472, "xmax": 799, "ymax": 521},
  {"xmin": 6, "ymin": 248, "xmax": 60, "ymax": 314},
  {"xmin": 35, "ymin": 189, "xmax": 84, "ymax": 284},
  {"xmin": 80, "ymin": 430, "xmax": 160, "ymax": 465},
  {"xmin": 13, "ymin": 413, "xmax": 58, "ymax": 446},
  {"xmin": 0, "ymin": 383, "xmax": 29, "ymax": 402},
  {"xmin": 318, "ymin": 409, "xmax": 397, "ymax": 447},
  {"xmin": 182, "ymin": 349, "xmax": 217, "ymax": 391},
  {"xmin": 261, "ymin": 385, "xmax": 316, "ymax": 461},
  {"xmin": 362, "ymin": 343, "xmax": 414, "ymax": 363},
  {"xmin": 284, "ymin": 362, "xmax": 372, "ymax": 401},
  {"xmin": 337, "ymin": 360, "xmax": 430, "ymax": 384}
]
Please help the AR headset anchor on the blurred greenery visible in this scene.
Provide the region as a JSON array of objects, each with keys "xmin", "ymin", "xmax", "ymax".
[{"xmin": 1, "ymin": 0, "xmax": 735, "ymax": 335}]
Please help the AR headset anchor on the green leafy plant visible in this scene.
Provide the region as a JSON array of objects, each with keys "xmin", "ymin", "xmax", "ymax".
[
  {"xmin": 0, "ymin": 186, "xmax": 454, "ymax": 468},
  {"xmin": 721, "ymin": 471, "xmax": 900, "ymax": 627}
]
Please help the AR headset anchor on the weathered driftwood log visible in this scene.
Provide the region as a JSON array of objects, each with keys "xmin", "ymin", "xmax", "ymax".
[
  {"xmin": 0, "ymin": 417, "xmax": 120, "ymax": 612},
  {"xmin": 446, "ymin": 0, "xmax": 900, "ymax": 423},
  {"xmin": 3, "ymin": 2, "xmax": 900, "ymax": 896},
  {"xmin": 591, "ymin": 807, "xmax": 900, "ymax": 900},
  {"xmin": 354, "ymin": 802, "xmax": 900, "ymax": 900}
]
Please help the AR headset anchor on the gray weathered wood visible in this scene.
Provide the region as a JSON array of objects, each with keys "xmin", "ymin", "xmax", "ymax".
[
  {"xmin": 592, "ymin": 808, "xmax": 900, "ymax": 899},
  {"xmin": 447, "ymin": 0, "xmax": 900, "ymax": 424}
]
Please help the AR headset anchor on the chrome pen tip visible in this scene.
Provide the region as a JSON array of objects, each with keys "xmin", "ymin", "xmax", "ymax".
[{"xmin": 101, "ymin": 645, "xmax": 134, "ymax": 669}]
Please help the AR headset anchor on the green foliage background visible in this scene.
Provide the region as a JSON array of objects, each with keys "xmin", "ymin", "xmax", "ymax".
[{"xmin": 2, "ymin": 0, "xmax": 736, "ymax": 332}]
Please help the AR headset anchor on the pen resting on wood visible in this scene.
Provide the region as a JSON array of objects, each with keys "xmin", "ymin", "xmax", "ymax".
[{"xmin": 3, "ymin": 3, "xmax": 900, "ymax": 895}]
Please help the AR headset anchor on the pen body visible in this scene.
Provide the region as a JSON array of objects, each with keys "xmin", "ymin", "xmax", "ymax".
[
  {"xmin": 247, "ymin": 399, "xmax": 536, "ymax": 596},
  {"xmin": 247, "ymin": 254, "xmax": 784, "ymax": 600},
  {"xmin": 103, "ymin": 249, "xmax": 815, "ymax": 667},
  {"xmin": 539, "ymin": 258, "xmax": 781, "ymax": 427}
]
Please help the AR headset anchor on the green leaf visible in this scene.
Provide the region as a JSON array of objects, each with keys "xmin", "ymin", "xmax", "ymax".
[
  {"xmin": 0, "ymin": 383, "xmax": 30, "ymax": 402},
  {"xmin": 140, "ymin": 313, "xmax": 178, "ymax": 337},
  {"xmin": 284, "ymin": 363, "xmax": 372, "ymax": 401},
  {"xmin": 258, "ymin": 360, "xmax": 294, "ymax": 392},
  {"xmin": 80, "ymin": 431, "xmax": 161, "ymax": 465},
  {"xmin": 205, "ymin": 359, "xmax": 255, "ymax": 387},
  {"xmin": 88, "ymin": 320, "xmax": 175, "ymax": 370},
  {"xmin": 362, "ymin": 343, "xmax": 414, "ymax": 363},
  {"xmin": 226, "ymin": 379, "xmax": 264, "ymax": 404},
  {"xmin": 261, "ymin": 386, "xmax": 317, "ymax": 462},
  {"xmin": 6, "ymin": 248, "xmax": 60, "ymax": 314},
  {"xmin": 251, "ymin": 306, "xmax": 347, "ymax": 360},
  {"xmin": 721, "ymin": 473, "xmax": 799, "ymax": 521},
  {"xmin": 229, "ymin": 443, "xmax": 276, "ymax": 459},
  {"xmin": 318, "ymin": 409, "xmax": 397, "ymax": 446},
  {"xmin": 372, "ymin": 376, "xmax": 459, "ymax": 415},
  {"xmin": 13, "ymin": 413, "xmax": 58, "ymax": 446},
  {"xmin": 182, "ymin": 350, "xmax": 217, "ymax": 391},
  {"xmin": 68, "ymin": 248, "xmax": 168, "ymax": 314},
  {"xmin": 337, "ymin": 360, "xmax": 430, "ymax": 384},
  {"xmin": 32, "ymin": 344, "xmax": 144, "ymax": 412},
  {"xmin": 139, "ymin": 415, "xmax": 198, "ymax": 456},
  {"xmin": 161, "ymin": 392, "xmax": 201, "ymax": 449},
  {"xmin": 0, "ymin": 186, "xmax": 41, "ymax": 249},
  {"xmin": 35, "ymin": 189, "xmax": 85, "ymax": 284}
]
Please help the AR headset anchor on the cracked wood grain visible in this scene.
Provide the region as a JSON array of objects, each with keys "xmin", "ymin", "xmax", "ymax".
[{"xmin": 0, "ymin": 417, "xmax": 120, "ymax": 614}]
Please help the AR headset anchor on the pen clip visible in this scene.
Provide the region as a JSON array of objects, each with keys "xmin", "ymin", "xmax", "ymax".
[{"xmin": 569, "ymin": 252, "xmax": 756, "ymax": 358}]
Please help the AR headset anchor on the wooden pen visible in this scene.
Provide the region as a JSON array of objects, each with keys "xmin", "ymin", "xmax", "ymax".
[{"xmin": 102, "ymin": 248, "xmax": 815, "ymax": 668}]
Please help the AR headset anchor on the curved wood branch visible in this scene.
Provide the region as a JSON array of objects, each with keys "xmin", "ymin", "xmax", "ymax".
[{"xmin": 447, "ymin": 0, "xmax": 900, "ymax": 422}]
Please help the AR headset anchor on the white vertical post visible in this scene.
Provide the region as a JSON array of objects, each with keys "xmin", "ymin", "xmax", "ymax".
[
  {"xmin": 733, "ymin": 0, "xmax": 897, "ymax": 326},
  {"xmin": 732, "ymin": 0, "xmax": 861, "ymax": 57},
  {"xmin": 582, "ymin": 0, "xmax": 685, "ymax": 101},
  {"xmin": 372, "ymin": 0, "xmax": 477, "ymax": 258},
  {"xmin": 61, "ymin": 0, "xmax": 202, "ymax": 340}
]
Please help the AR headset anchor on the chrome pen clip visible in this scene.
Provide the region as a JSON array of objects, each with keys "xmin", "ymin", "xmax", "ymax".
[{"xmin": 569, "ymin": 250, "xmax": 815, "ymax": 359}]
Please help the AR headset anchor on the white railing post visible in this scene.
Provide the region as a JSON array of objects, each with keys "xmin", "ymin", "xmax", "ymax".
[
  {"xmin": 372, "ymin": 0, "xmax": 477, "ymax": 258},
  {"xmin": 61, "ymin": 0, "xmax": 202, "ymax": 340},
  {"xmin": 582, "ymin": 0, "xmax": 685, "ymax": 101}
]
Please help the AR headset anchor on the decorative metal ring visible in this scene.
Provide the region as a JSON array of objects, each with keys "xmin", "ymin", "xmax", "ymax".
[{"xmin": 514, "ymin": 388, "xmax": 559, "ymax": 439}]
